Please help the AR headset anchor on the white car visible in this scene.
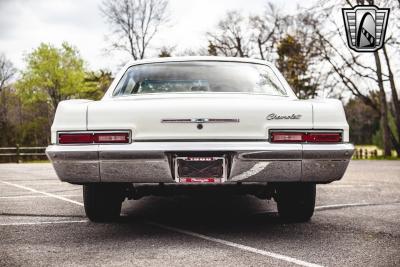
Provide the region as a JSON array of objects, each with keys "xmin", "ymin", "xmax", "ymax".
[{"xmin": 46, "ymin": 57, "xmax": 354, "ymax": 222}]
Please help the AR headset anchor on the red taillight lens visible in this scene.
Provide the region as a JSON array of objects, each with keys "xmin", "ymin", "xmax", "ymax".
[
  {"xmin": 271, "ymin": 132, "xmax": 341, "ymax": 143},
  {"xmin": 305, "ymin": 133, "xmax": 342, "ymax": 143},
  {"xmin": 59, "ymin": 133, "xmax": 93, "ymax": 144},
  {"xmin": 93, "ymin": 133, "xmax": 129, "ymax": 143},
  {"xmin": 271, "ymin": 132, "xmax": 305, "ymax": 142},
  {"xmin": 58, "ymin": 132, "xmax": 130, "ymax": 144}
]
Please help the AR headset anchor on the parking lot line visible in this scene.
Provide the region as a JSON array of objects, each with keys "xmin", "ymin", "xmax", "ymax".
[
  {"xmin": 314, "ymin": 201, "xmax": 400, "ymax": 211},
  {"xmin": 0, "ymin": 181, "xmax": 84, "ymax": 206},
  {"xmin": 0, "ymin": 194, "xmax": 81, "ymax": 199},
  {"xmin": 0, "ymin": 179, "xmax": 323, "ymax": 267},
  {"xmin": 0, "ymin": 220, "xmax": 87, "ymax": 226},
  {"xmin": 147, "ymin": 221, "xmax": 323, "ymax": 267}
]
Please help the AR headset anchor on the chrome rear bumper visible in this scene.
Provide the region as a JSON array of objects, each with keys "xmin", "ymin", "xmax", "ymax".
[{"xmin": 46, "ymin": 142, "xmax": 354, "ymax": 184}]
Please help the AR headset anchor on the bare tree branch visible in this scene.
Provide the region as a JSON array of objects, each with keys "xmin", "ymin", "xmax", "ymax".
[
  {"xmin": 250, "ymin": 3, "xmax": 286, "ymax": 61},
  {"xmin": 100, "ymin": 0, "xmax": 169, "ymax": 60},
  {"xmin": 0, "ymin": 53, "xmax": 16, "ymax": 93},
  {"xmin": 207, "ymin": 11, "xmax": 250, "ymax": 57}
]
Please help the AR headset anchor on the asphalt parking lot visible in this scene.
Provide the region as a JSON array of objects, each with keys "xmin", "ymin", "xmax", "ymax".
[{"xmin": 0, "ymin": 161, "xmax": 399, "ymax": 267}]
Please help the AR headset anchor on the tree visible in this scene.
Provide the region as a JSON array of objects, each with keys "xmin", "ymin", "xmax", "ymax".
[
  {"xmin": 16, "ymin": 43, "xmax": 93, "ymax": 113},
  {"xmin": 305, "ymin": 0, "xmax": 400, "ymax": 157},
  {"xmin": 207, "ymin": 41, "xmax": 218, "ymax": 56},
  {"xmin": 158, "ymin": 46, "xmax": 174, "ymax": 57},
  {"xmin": 374, "ymin": 51, "xmax": 392, "ymax": 156},
  {"xmin": 0, "ymin": 53, "xmax": 15, "ymax": 93},
  {"xmin": 277, "ymin": 35, "xmax": 318, "ymax": 99},
  {"xmin": 0, "ymin": 54, "xmax": 16, "ymax": 146},
  {"xmin": 100, "ymin": 0, "xmax": 169, "ymax": 60},
  {"xmin": 345, "ymin": 94, "xmax": 380, "ymax": 144},
  {"xmin": 84, "ymin": 70, "xmax": 114, "ymax": 100},
  {"xmin": 207, "ymin": 11, "xmax": 251, "ymax": 57},
  {"xmin": 382, "ymin": 46, "xmax": 400, "ymax": 154},
  {"xmin": 250, "ymin": 3, "xmax": 286, "ymax": 61}
]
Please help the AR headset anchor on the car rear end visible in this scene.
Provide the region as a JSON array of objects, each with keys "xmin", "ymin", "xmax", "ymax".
[
  {"xmin": 47, "ymin": 96, "xmax": 353, "ymax": 185},
  {"xmin": 46, "ymin": 57, "xmax": 354, "ymax": 222}
]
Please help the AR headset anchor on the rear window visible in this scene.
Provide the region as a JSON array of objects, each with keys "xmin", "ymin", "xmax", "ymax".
[{"xmin": 113, "ymin": 61, "xmax": 287, "ymax": 96}]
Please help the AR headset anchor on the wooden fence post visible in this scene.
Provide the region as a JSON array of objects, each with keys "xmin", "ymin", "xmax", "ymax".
[{"xmin": 16, "ymin": 144, "xmax": 20, "ymax": 163}]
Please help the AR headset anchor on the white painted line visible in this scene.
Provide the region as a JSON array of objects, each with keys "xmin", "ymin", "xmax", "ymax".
[
  {"xmin": 147, "ymin": 221, "xmax": 323, "ymax": 267},
  {"xmin": 315, "ymin": 201, "xmax": 400, "ymax": 211},
  {"xmin": 0, "ymin": 195, "xmax": 81, "ymax": 199},
  {"xmin": 315, "ymin": 203, "xmax": 368, "ymax": 210},
  {"xmin": 318, "ymin": 184, "xmax": 374, "ymax": 188},
  {"xmin": 0, "ymin": 181, "xmax": 84, "ymax": 206},
  {"xmin": 0, "ymin": 220, "xmax": 87, "ymax": 226},
  {"xmin": 252, "ymin": 202, "xmax": 400, "ymax": 216}
]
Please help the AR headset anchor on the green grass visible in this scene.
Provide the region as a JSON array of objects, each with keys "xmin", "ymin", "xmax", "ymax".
[
  {"xmin": 22, "ymin": 160, "xmax": 50, "ymax": 163},
  {"xmin": 352, "ymin": 156, "xmax": 400, "ymax": 160}
]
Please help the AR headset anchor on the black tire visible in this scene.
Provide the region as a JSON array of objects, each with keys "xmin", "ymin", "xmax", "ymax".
[
  {"xmin": 275, "ymin": 183, "xmax": 316, "ymax": 222},
  {"xmin": 83, "ymin": 183, "xmax": 124, "ymax": 222}
]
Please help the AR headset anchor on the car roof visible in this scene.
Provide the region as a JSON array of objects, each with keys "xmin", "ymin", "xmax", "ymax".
[{"xmin": 124, "ymin": 56, "xmax": 273, "ymax": 67}]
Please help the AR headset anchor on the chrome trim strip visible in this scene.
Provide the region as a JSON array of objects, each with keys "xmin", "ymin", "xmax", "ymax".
[{"xmin": 161, "ymin": 118, "xmax": 240, "ymax": 123}]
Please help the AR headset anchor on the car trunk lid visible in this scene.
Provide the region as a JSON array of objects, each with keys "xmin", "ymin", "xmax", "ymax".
[{"xmin": 87, "ymin": 94, "xmax": 313, "ymax": 140}]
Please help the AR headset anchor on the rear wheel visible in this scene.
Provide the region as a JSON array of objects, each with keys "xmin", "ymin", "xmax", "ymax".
[
  {"xmin": 275, "ymin": 183, "xmax": 316, "ymax": 222},
  {"xmin": 83, "ymin": 183, "xmax": 125, "ymax": 222}
]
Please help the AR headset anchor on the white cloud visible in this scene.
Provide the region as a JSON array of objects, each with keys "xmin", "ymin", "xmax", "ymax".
[{"xmin": 0, "ymin": 0, "xmax": 316, "ymax": 73}]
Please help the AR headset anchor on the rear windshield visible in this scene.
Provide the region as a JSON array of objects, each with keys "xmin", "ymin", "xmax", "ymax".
[{"xmin": 113, "ymin": 61, "xmax": 287, "ymax": 96}]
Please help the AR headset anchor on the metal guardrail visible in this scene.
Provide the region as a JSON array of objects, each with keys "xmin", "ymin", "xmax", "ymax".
[{"xmin": 0, "ymin": 145, "xmax": 47, "ymax": 163}]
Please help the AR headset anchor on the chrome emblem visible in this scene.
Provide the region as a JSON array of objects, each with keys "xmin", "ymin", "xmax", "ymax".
[
  {"xmin": 266, "ymin": 113, "xmax": 302, "ymax": 120},
  {"xmin": 342, "ymin": 5, "xmax": 389, "ymax": 52},
  {"xmin": 161, "ymin": 118, "xmax": 240, "ymax": 123}
]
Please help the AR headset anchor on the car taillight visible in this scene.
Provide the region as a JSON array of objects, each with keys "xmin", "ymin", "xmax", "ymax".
[
  {"xmin": 93, "ymin": 133, "xmax": 129, "ymax": 143},
  {"xmin": 271, "ymin": 132, "xmax": 341, "ymax": 143},
  {"xmin": 59, "ymin": 133, "xmax": 94, "ymax": 144},
  {"xmin": 58, "ymin": 132, "xmax": 130, "ymax": 144},
  {"xmin": 305, "ymin": 133, "xmax": 342, "ymax": 143},
  {"xmin": 270, "ymin": 132, "xmax": 305, "ymax": 142}
]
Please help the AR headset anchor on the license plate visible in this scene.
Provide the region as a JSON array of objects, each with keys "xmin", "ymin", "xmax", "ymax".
[{"xmin": 174, "ymin": 156, "xmax": 226, "ymax": 183}]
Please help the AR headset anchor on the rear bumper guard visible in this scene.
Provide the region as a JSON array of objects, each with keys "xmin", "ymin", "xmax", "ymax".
[{"xmin": 46, "ymin": 142, "xmax": 354, "ymax": 184}]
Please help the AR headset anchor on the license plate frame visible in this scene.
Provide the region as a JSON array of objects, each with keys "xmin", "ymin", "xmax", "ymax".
[{"xmin": 174, "ymin": 156, "xmax": 227, "ymax": 183}]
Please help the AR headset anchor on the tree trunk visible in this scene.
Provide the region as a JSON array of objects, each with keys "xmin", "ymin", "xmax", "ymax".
[
  {"xmin": 257, "ymin": 39, "xmax": 265, "ymax": 60},
  {"xmin": 382, "ymin": 45, "xmax": 400, "ymax": 157},
  {"xmin": 236, "ymin": 37, "xmax": 244, "ymax": 57},
  {"xmin": 374, "ymin": 51, "xmax": 391, "ymax": 157},
  {"xmin": 0, "ymin": 89, "xmax": 7, "ymax": 146}
]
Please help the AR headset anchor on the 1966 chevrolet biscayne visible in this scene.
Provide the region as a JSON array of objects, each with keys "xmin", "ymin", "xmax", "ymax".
[{"xmin": 46, "ymin": 57, "xmax": 354, "ymax": 222}]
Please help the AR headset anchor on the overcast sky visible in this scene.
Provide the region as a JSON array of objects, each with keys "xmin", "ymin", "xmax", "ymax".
[{"xmin": 0, "ymin": 0, "xmax": 317, "ymax": 73}]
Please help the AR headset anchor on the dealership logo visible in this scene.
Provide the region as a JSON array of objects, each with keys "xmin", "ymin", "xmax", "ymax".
[{"xmin": 342, "ymin": 5, "xmax": 389, "ymax": 52}]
